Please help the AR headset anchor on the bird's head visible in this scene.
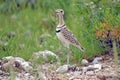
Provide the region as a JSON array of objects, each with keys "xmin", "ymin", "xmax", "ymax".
[{"xmin": 55, "ymin": 9, "xmax": 64, "ymax": 16}]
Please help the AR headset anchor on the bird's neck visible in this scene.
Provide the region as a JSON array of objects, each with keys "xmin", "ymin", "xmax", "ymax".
[{"xmin": 58, "ymin": 15, "xmax": 65, "ymax": 26}]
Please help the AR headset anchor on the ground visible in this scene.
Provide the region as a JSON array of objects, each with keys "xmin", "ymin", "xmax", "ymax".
[{"xmin": 0, "ymin": 52, "xmax": 120, "ymax": 80}]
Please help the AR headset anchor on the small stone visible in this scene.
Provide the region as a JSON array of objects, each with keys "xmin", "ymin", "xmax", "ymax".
[
  {"xmin": 2, "ymin": 61, "xmax": 12, "ymax": 71},
  {"xmin": 86, "ymin": 71, "xmax": 94, "ymax": 76},
  {"xmin": 68, "ymin": 64, "xmax": 80, "ymax": 71},
  {"xmin": 82, "ymin": 64, "xmax": 102, "ymax": 75},
  {"xmin": 82, "ymin": 67, "xmax": 88, "ymax": 75},
  {"xmin": 32, "ymin": 50, "xmax": 59, "ymax": 63},
  {"xmin": 32, "ymin": 50, "xmax": 59, "ymax": 59},
  {"xmin": 22, "ymin": 62, "xmax": 32, "ymax": 70},
  {"xmin": 73, "ymin": 71, "xmax": 81, "ymax": 77},
  {"xmin": 15, "ymin": 57, "xmax": 25, "ymax": 62},
  {"xmin": 69, "ymin": 76, "xmax": 74, "ymax": 80},
  {"xmin": 2, "ymin": 56, "xmax": 32, "ymax": 72},
  {"xmin": 92, "ymin": 57, "xmax": 102, "ymax": 64},
  {"xmin": 81, "ymin": 59, "xmax": 88, "ymax": 65},
  {"xmin": 88, "ymin": 64, "xmax": 102, "ymax": 70},
  {"xmin": 93, "ymin": 64, "xmax": 102, "ymax": 70},
  {"xmin": 2, "ymin": 56, "xmax": 14, "ymax": 61},
  {"xmin": 14, "ymin": 57, "xmax": 32, "ymax": 72},
  {"xmin": 56, "ymin": 65, "xmax": 69, "ymax": 73}
]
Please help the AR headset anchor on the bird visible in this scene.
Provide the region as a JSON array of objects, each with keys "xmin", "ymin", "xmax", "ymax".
[{"xmin": 55, "ymin": 9, "xmax": 85, "ymax": 64}]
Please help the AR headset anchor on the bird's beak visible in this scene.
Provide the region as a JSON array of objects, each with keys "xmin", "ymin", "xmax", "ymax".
[{"xmin": 55, "ymin": 10, "xmax": 59, "ymax": 13}]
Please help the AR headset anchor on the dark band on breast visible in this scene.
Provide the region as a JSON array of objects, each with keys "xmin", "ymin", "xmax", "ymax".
[{"xmin": 56, "ymin": 30, "xmax": 61, "ymax": 33}]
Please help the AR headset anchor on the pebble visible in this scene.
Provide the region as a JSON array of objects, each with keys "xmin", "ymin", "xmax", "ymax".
[
  {"xmin": 81, "ymin": 59, "xmax": 89, "ymax": 65},
  {"xmin": 1, "ymin": 56, "xmax": 32, "ymax": 72},
  {"xmin": 92, "ymin": 57, "xmax": 102, "ymax": 64},
  {"xmin": 56, "ymin": 65, "xmax": 69, "ymax": 73},
  {"xmin": 32, "ymin": 50, "xmax": 59, "ymax": 60},
  {"xmin": 86, "ymin": 71, "xmax": 94, "ymax": 76}
]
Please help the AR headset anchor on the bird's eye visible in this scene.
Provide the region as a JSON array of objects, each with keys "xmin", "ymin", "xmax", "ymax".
[{"xmin": 61, "ymin": 11, "xmax": 63, "ymax": 13}]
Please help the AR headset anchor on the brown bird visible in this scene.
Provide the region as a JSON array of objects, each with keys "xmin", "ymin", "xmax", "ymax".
[{"xmin": 55, "ymin": 9, "xmax": 85, "ymax": 64}]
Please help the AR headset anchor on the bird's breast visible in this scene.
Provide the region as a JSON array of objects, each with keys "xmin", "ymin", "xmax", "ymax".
[{"xmin": 56, "ymin": 29, "xmax": 70, "ymax": 48}]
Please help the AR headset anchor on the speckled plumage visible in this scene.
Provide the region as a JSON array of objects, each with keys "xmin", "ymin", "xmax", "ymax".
[
  {"xmin": 55, "ymin": 9, "xmax": 85, "ymax": 64},
  {"xmin": 56, "ymin": 25, "xmax": 84, "ymax": 51},
  {"xmin": 61, "ymin": 27, "xmax": 81, "ymax": 46}
]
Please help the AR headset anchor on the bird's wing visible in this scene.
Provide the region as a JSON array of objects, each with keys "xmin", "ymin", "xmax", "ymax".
[
  {"xmin": 61, "ymin": 27, "xmax": 85, "ymax": 51},
  {"xmin": 61, "ymin": 27, "xmax": 80, "ymax": 46}
]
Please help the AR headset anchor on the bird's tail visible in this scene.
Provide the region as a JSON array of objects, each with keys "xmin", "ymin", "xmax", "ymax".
[{"xmin": 78, "ymin": 45, "xmax": 85, "ymax": 52}]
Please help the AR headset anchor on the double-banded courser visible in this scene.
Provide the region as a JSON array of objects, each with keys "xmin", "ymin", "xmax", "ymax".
[{"xmin": 55, "ymin": 9, "xmax": 85, "ymax": 64}]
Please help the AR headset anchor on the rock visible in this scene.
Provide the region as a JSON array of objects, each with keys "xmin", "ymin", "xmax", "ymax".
[
  {"xmin": 92, "ymin": 57, "xmax": 102, "ymax": 64},
  {"xmin": 86, "ymin": 71, "xmax": 94, "ymax": 76},
  {"xmin": 74, "ymin": 71, "xmax": 81, "ymax": 76},
  {"xmin": 20, "ymin": 62, "xmax": 32, "ymax": 71},
  {"xmin": 82, "ymin": 64, "xmax": 102, "ymax": 75},
  {"xmin": 14, "ymin": 57, "xmax": 32, "ymax": 71},
  {"xmin": 88, "ymin": 64, "xmax": 102, "ymax": 70},
  {"xmin": 81, "ymin": 59, "xmax": 89, "ymax": 66},
  {"xmin": 68, "ymin": 64, "xmax": 81, "ymax": 71},
  {"xmin": 2, "ymin": 60, "xmax": 14, "ymax": 71},
  {"xmin": 13, "ymin": 61, "xmax": 32, "ymax": 72},
  {"xmin": 1, "ymin": 56, "xmax": 32, "ymax": 72},
  {"xmin": 69, "ymin": 71, "xmax": 83, "ymax": 80},
  {"xmin": 93, "ymin": 64, "xmax": 102, "ymax": 70},
  {"xmin": 82, "ymin": 67, "xmax": 88, "ymax": 75},
  {"xmin": 2, "ymin": 56, "xmax": 14, "ymax": 62},
  {"xmin": 56, "ymin": 65, "xmax": 69, "ymax": 73},
  {"xmin": 15, "ymin": 57, "xmax": 25, "ymax": 62},
  {"xmin": 32, "ymin": 50, "xmax": 59, "ymax": 60}
]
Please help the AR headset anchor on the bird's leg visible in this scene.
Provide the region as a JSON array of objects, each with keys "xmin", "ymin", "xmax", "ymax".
[{"xmin": 66, "ymin": 47, "xmax": 70, "ymax": 64}]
